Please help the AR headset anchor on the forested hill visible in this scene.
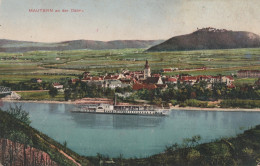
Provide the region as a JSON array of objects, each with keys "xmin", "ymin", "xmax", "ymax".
[
  {"xmin": 0, "ymin": 39, "xmax": 164, "ymax": 52},
  {"xmin": 147, "ymin": 28, "xmax": 260, "ymax": 51}
]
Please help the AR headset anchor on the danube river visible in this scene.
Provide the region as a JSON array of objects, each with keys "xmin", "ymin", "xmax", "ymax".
[{"xmin": 2, "ymin": 102, "xmax": 260, "ymax": 158}]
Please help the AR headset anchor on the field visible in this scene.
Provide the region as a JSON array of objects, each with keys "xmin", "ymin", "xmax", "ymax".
[
  {"xmin": 0, "ymin": 48, "xmax": 260, "ymax": 83},
  {"xmin": 16, "ymin": 91, "xmax": 65, "ymax": 101}
]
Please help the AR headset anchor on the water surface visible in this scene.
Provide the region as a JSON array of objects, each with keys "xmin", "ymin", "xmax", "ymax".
[{"xmin": 2, "ymin": 102, "xmax": 260, "ymax": 158}]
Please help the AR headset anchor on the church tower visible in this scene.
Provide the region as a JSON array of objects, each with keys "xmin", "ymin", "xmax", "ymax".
[{"xmin": 144, "ymin": 60, "xmax": 151, "ymax": 79}]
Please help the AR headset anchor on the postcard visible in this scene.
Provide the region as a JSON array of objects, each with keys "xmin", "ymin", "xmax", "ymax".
[{"xmin": 0, "ymin": 0, "xmax": 260, "ymax": 166}]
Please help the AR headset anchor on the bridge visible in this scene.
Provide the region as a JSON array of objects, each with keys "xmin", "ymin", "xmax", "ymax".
[{"xmin": 0, "ymin": 86, "xmax": 11, "ymax": 95}]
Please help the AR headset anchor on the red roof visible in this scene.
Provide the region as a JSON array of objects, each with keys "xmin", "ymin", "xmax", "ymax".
[
  {"xmin": 53, "ymin": 83, "xmax": 61, "ymax": 86},
  {"xmin": 92, "ymin": 76, "xmax": 103, "ymax": 80},
  {"xmin": 163, "ymin": 69, "xmax": 172, "ymax": 72},
  {"xmin": 152, "ymin": 74, "xmax": 161, "ymax": 77},
  {"xmin": 104, "ymin": 75, "xmax": 119, "ymax": 80},
  {"xmin": 71, "ymin": 79, "xmax": 79, "ymax": 83},
  {"xmin": 225, "ymin": 76, "xmax": 234, "ymax": 80},
  {"xmin": 133, "ymin": 83, "xmax": 157, "ymax": 90},
  {"xmin": 228, "ymin": 84, "xmax": 235, "ymax": 88},
  {"xmin": 179, "ymin": 76, "xmax": 197, "ymax": 81},
  {"xmin": 166, "ymin": 78, "xmax": 177, "ymax": 82}
]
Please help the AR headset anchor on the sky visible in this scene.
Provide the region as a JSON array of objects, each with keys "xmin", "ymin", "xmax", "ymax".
[{"xmin": 0, "ymin": 0, "xmax": 260, "ymax": 42}]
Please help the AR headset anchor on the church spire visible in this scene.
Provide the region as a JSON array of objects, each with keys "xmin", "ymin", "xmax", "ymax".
[
  {"xmin": 144, "ymin": 60, "xmax": 151, "ymax": 79},
  {"xmin": 145, "ymin": 60, "xmax": 150, "ymax": 69}
]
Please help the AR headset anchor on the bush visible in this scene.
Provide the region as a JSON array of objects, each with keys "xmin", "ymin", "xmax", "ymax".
[
  {"xmin": 220, "ymin": 99, "xmax": 260, "ymax": 108},
  {"xmin": 170, "ymin": 100, "xmax": 178, "ymax": 106},
  {"xmin": 180, "ymin": 99, "xmax": 208, "ymax": 108}
]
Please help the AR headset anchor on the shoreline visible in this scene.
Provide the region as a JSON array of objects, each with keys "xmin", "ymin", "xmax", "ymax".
[
  {"xmin": 2, "ymin": 99, "xmax": 260, "ymax": 112},
  {"xmin": 2, "ymin": 99, "xmax": 75, "ymax": 105},
  {"xmin": 170, "ymin": 106, "xmax": 260, "ymax": 112}
]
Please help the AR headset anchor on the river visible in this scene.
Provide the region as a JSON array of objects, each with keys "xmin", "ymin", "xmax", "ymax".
[{"xmin": 2, "ymin": 102, "xmax": 260, "ymax": 158}]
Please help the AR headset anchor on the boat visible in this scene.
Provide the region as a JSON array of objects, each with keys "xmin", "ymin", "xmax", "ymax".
[{"xmin": 72, "ymin": 103, "xmax": 170, "ymax": 116}]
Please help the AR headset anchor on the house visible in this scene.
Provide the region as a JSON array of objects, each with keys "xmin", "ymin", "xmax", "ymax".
[
  {"xmin": 145, "ymin": 76, "xmax": 163, "ymax": 85},
  {"xmin": 82, "ymin": 71, "xmax": 90, "ymax": 78},
  {"xmin": 179, "ymin": 76, "xmax": 198, "ymax": 85},
  {"xmin": 164, "ymin": 77, "xmax": 178, "ymax": 84},
  {"xmin": 70, "ymin": 78, "xmax": 80, "ymax": 84},
  {"xmin": 237, "ymin": 70, "xmax": 260, "ymax": 78},
  {"xmin": 133, "ymin": 83, "xmax": 157, "ymax": 90},
  {"xmin": 162, "ymin": 68, "xmax": 172, "ymax": 72},
  {"xmin": 221, "ymin": 76, "xmax": 234, "ymax": 86},
  {"xmin": 36, "ymin": 79, "xmax": 43, "ymax": 83},
  {"xmin": 210, "ymin": 76, "xmax": 222, "ymax": 84},
  {"xmin": 152, "ymin": 73, "xmax": 161, "ymax": 77},
  {"xmin": 52, "ymin": 83, "xmax": 63, "ymax": 89},
  {"xmin": 31, "ymin": 78, "xmax": 42, "ymax": 83},
  {"xmin": 104, "ymin": 80, "xmax": 128, "ymax": 89}
]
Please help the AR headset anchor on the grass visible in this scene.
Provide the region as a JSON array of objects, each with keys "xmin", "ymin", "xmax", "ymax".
[
  {"xmin": 17, "ymin": 91, "xmax": 65, "ymax": 101},
  {"xmin": 234, "ymin": 78, "xmax": 258, "ymax": 86}
]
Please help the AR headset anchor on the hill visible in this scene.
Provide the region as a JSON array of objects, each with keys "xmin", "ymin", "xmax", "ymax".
[
  {"xmin": 0, "ymin": 39, "xmax": 163, "ymax": 52},
  {"xmin": 147, "ymin": 27, "xmax": 260, "ymax": 51}
]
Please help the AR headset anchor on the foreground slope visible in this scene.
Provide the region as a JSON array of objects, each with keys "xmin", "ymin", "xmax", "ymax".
[
  {"xmin": 0, "ymin": 109, "xmax": 92, "ymax": 166},
  {"xmin": 117, "ymin": 125, "xmax": 260, "ymax": 166},
  {"xmin": 147, "ymin": 28, "xmax": 260, "ymax": 51}
]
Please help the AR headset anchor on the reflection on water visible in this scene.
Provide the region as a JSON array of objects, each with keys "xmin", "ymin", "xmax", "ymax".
[
  {"xmin": 70, "ymin": 112, "xmax": 165, "ymax": 129},
  {"xmin": 2, "ymin": 102, "xmax": 260, "ymax": 158}
]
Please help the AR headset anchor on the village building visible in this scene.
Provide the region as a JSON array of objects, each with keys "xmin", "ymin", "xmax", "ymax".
[
  {"xmin": 221, "ymin": 76, "xmax": 234, "ymax": 86},
  {"xmin": 145, "ymin": 76, "xmax": 163, "ymax": 85},
  {"xmin": 104, "ymin": 80, "xmax": 129, "ymax": 89},
  {"xmin": 162, "ymin": 68, "xmax": 172, "ymax": 72},
  {"xmin": 179, "ymin": 76, "xmax": 198, "ymax": 85},
  {"xmin": 144, "ymin": 60, "xmax": 151, "ymax": 79},
  {"xmin": 237, "ymin": 70, "xmax": 260, "ymax": 78},
  {"xmin": 52, "ymin": 82, "xmax": 63, "ymax": 89},
  {"xmin": 164, "ymin": 77, "xmax": 178, "ymax": 84},
  {"xmin": 133, "ymin": 83, "xmax": 157, "ymax": 90},
  {"xmin": 31, "ymin": 78, "xmax": 42, "ymax": 83}
]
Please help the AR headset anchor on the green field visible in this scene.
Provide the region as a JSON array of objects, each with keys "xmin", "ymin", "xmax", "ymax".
[
  {"xmin": 16, "ymin": 91, "xmax": 65, "ymax": 101},
  {"xmin": 0, "ymin": 48, "xmax": 260, "ymax": 83}
]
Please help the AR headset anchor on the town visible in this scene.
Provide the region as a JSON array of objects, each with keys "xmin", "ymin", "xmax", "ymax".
[{"xmin": 67, "ymin": 60, "xmax": 236, "ymax": 91}]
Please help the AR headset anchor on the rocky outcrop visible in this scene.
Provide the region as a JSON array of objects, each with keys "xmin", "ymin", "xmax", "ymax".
[{"xmin": 0, "ymin": 138, "xmax": 58, "ymax": 166}]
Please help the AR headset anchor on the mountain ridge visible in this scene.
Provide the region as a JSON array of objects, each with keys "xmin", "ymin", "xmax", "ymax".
[
  {"xmin": 0, "ymin": 39, "xmax": 164, "ymax": 52},
  {"xmin": 147, "ymin": 27, "xmax": 260, "ymax": 51}
]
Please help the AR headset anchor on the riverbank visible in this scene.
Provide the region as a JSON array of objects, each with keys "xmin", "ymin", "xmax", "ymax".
[
  {"xmin": 2, "ymin": 99, "xmax": 260, "ymax": 112},
  {"xmin": 1, "ymin": 99, "xmax": 75, "ymax": 105},
  {"xmin": 171, "ymin": 106, "xmax": 260, "ymax": 112}
]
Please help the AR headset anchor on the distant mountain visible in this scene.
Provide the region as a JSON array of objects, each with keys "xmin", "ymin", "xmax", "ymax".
[
  {"xmin": 0, "ymin": 39, "xmax": 164, "ymax": 52},
  {"xmin": 147, "ymin": 27, "xmax": 260, "ymax": 51}
]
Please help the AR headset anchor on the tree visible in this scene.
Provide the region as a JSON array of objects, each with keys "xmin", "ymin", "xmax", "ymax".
[
  {"xmin": 64, "ymin": 88, "xmax": 72, "ymax": 101},
  {"xmin": 7, "ymin": 104, "xmax": 31, "ymax": 125},
  {"xmin": 49, "ymin": 86, "xmax": 58, "ymax": 98}
]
